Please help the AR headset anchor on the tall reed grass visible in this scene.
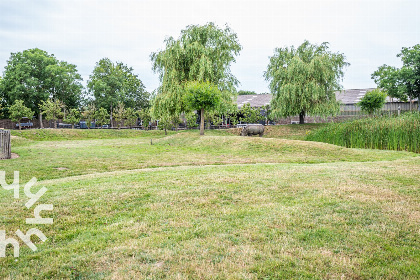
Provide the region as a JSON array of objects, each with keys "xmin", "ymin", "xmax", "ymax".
[{"xmin": 306, "ymin": 112, "xmax": 420, "ymax": 153}]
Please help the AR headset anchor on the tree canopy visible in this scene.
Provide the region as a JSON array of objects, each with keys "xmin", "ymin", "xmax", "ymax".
[
  {"xmin": 184, "ymin": 81, "xmax": 222, "ymax": 135},
  {"xmin": 239, "ymin": 103, "xmax": 264, "ymax": 124},
  {"xmin": 372, "ymin": 44, "xmax": 420, "ymax": 110},
  {"xmin": 150, "ymin": 22, "xmax": 241, "ymax": 128},
  {"xmin": 264, "ymin": 40, "xmax": 349, "ymax": 124},
  {"xmin": 1, "ymin": 48, "xmax": 83, "ymax": 117},
  {"xmin": 238, "ymin": 90, "xmax": 258, "ymax": 95},
  {"xmin": 87, "ymin": 58, "xmax": 149, "ymax": 126}
]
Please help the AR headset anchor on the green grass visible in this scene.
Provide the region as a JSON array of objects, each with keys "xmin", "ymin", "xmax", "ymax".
[
  {"xmin": 306, "ymin": 112, "xmax": 420, "ymax": 153},
  {"xmin": 5, "ymin": 131, "xmax": 416, "ymax": 182},
  {"xmin": 11, "ymin": 128, "xmax": 177, "ymax": 141},
  {"xmin": 1, "ymin": 128, "xmax": 419, "ymax": 279}
]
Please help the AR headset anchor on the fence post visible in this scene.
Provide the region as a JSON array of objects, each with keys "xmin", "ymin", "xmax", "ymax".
[{"xmin": 0, "ymin": 130, "xmax": 11, "ymax": 159}]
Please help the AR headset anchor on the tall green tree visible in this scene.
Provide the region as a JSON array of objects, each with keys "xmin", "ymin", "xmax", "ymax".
[
  {"xmin": 8, "ymin": 100, "xmax": 34, "ymax": 130},
  {"xmin": 183, "ymin": 81, "xmax": 222, "ymax": 135},
  {"xmin": 264, "ymin": 40, "xmax": 349, "ymax": 124},
  {"xmin": 87, "ymin": 58, "xmax": 149, "ymax": 127},
  {"xmin": 150, "ymin": 22, "xmax": 241, "ymax": 128},
  {"xmin": 46, "ymin": 61, "xmax": 84, "ymax": 109},
  {"xmin": 0, "ymin": 76, "xmax": 4, "ymax": 117},
  {"xmin": 1, "ymin": 48, "xmax": 83, "ymax": 125},
  {"xmin": 372, "ymin": 44, "xmax": 420, "ymax": 111}
]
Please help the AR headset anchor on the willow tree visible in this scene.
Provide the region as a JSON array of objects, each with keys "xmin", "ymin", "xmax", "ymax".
[
  {"xmin": 264, "ymin": 40, "xmax": 349, "ymax": 124},
  {"xmin": 150, "ymin": 22, "xmax": 241, "ymax": 131}
]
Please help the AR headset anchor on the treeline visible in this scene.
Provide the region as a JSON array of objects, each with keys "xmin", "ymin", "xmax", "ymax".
[
  {"xmin": 2, "ymin": 22, "xmax": 418, "ymax": 133},
  {"xmin": 0, "ymin": 49, "xmax": 151, "ymax": 129},
  {"xmin": 0, "ymin": 24, "xmax": 271, "ymax": 133}
]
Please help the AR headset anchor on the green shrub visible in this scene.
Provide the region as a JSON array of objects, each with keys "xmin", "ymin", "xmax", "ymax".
[{"xmin": 357, "ymin": 89, "xmax": 387, "ymax": 115}]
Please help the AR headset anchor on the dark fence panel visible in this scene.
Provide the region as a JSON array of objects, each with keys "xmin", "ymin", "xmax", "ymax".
[{"xmin": 0, "ymin": 130, "xmax": 11, "ymax": 159}]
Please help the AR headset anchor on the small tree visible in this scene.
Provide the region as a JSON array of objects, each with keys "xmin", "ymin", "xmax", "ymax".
[
  {"xmin": 82, "ymin": 104, "xmax": 96, "ymax": 129},
  {"xmin": 113, "ymin": 103, "xmax": 125, "ymax": 129},
  {"xmin": 138, "ymin": 108, "xmax": 152, "ymax": 129},
  {"xmin": 8, "ymin": 100, "xmax": 34, "ymax": 130},
  {"xmin": 358, "ymin": 89, "xmax": 387, "ymax": 116},
  {"xmin": 184, "ymin": 81, "xmax": 222, "ymax": 135},
  {"xmin": 39, "ymin": 99, "xmax": 64, "ymax": 128},
  {"xmin": 63, "ymin": 108, "xmax": 81, "ymax": 129},
  {"xmin": 124, "ymin": 107, "xmax": 138, "ymax": 128},
  {"xmin": 95, "ymin": 107, "xmax": 109, "ymax": 128}
]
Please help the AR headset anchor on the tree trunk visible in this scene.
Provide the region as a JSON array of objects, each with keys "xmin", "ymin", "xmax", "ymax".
[
  {"xmin": 72, "ymin": 124, "xmax": 74, "ymax": 129},
  {"xmin": 54, "ymin": 120, "xmax": 57, "ymax": 129},
  {"xmin": 164, "ymin": 127, "xmax": 167, "ymax": 135},
  {"xmin": 299, "ymin": 111, "xmax": 305, "ymax": 124},
  {"xmin": 39, "ymin": 113, "xmax": 44, "ymax": 128},
  {"xmin": 18, "ymin": 123, "xmax": 21, "ymax": 130},
  {"xmin": 200, "ymin": 108, "xmax": 205, "ymax": 135}
]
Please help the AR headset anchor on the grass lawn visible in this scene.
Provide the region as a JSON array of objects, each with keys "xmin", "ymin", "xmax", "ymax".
[{"xmin": 1, "ymin": 128, "xmax": 419, "ymax": 279}]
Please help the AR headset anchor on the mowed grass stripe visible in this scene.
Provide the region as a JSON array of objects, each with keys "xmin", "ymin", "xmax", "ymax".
[{"xmin": 1, "ymin": 159, "xmax": 419, "ymax": 279}]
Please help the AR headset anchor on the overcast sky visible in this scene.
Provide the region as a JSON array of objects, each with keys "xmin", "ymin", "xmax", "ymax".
[{"xmin": 1, "ymin": 0, "xmax": 419, "ymax": 93}]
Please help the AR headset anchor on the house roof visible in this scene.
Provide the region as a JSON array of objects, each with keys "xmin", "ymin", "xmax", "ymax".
[
  {"xmin": 237, "ymin": 94, "xmax": 272, "ymax": 108},
  {"xmin": 335, "ymin": 88, "xmax": 376, "ymax": 104},
  {"xmin": 236, "ymin": 88, "xmax": 412, "ymax": 108}
]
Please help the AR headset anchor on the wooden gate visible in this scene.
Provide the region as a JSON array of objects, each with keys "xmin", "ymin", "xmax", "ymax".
[{"xmin": 0, "ymin": 130, "xmax": 11, "ymax": 159}]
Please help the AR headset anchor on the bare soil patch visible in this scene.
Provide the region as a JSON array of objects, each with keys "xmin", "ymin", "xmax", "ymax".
[{"xmin": 0, "ymin": 153, "xmax": 19, "ymax": 160}]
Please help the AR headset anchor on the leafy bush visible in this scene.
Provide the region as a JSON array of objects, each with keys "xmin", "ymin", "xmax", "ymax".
[
  {"xmin": 357, "ymin": 89, "xmax": 387, "ymax": 115},
  {"xmin": 306, "ymin": 112, "xmax": 420, "ymax": 153}
]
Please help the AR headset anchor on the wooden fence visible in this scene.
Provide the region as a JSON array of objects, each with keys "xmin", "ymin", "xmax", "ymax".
[
  {"xmin": 0, "ymin": 130, "xmax": 11, "ymax": 159},
  {"xmin": 340, "ymin": 101, "xmax": 418, "ymax": 116}
]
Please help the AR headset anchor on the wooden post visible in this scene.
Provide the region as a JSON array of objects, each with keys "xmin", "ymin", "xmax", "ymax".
[{"xmin": 0, "ymin": 130, "xmax": 11, "ymax": 159}]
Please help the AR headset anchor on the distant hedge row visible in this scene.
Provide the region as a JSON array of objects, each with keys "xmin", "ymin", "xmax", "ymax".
[{"xmin": 306, "ymin": 112, "xmax": 420, "ymax": 153}]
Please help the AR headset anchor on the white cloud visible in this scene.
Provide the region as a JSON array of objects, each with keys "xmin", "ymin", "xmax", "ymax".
[{"xmin": 0, "ymin": 0, "xmax": 419, "ymax": 93}]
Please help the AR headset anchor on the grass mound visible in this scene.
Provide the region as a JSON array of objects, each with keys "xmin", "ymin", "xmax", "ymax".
[
  {"xmin": 11, "ymin": 128, "xmax": 175, "ymax": 141},
  {"xmin": 306, "ymin": 112, "xmax": 420, "ymax": 153},
  {"xmin": 3, "ymin": 133, "xmax": 416, "ymax": 182},
  {"xmin": 223, "ymin": 123, "xmax": 325, "ymax": 140}
]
